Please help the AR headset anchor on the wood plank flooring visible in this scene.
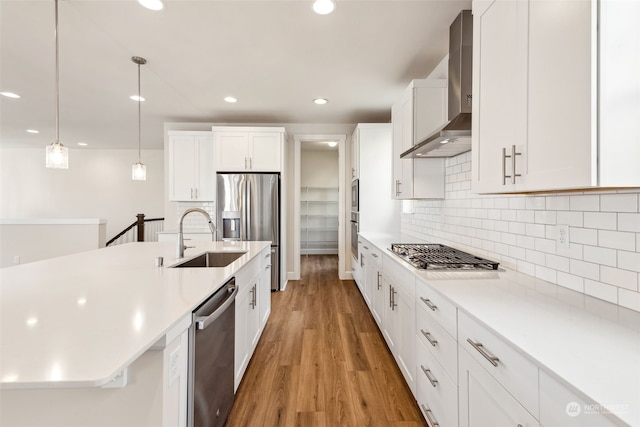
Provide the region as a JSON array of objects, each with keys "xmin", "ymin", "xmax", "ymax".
[{"xmin": 227, "ymin": 255, "xmax": 427, "ymax": 426}]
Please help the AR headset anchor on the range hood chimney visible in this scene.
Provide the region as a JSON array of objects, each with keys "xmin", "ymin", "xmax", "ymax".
[{"xmin": 401, "ymin": 10, "xmax": 473, "ymax": 158}]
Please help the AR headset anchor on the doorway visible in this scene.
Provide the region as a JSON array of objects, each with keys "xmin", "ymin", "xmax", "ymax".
[{"xmin": 292, "ymin": 134, "xmax": 347, "ymax": 281}]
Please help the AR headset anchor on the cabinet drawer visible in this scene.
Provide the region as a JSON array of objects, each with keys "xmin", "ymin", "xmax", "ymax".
[
  {"xmin": 458, "ymin": 311, "xmax": 539, "ymax": 418},
  {"xmin": 539, "ymin": 370, "xmax": 620, "ymax": 427},
  {"xmin": 382, "ymin": 252, "xmax": 415, "ymax": 298},
  {"xmin": 415, "ymin": 277, "xmax": 457, "ymax": 339},
  {"xmin": 416, "ymin": 303, "xmax": 458, "ymax": 384},
  {"xmin": 416, "ymin": 338, "xmax": 458, "ymax": 427}
]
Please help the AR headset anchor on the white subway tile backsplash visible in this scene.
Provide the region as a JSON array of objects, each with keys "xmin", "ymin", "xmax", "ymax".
[
  {"xmin": 618, "ymin": 250, "xmax": 640, "ymax": 273},
  {"xmin": 570, "ymin": 259, "xmax": 600, "ymax": 280},
  {"xmin": 546, "ymin": 196, "xmax": 570, "ymax": 211},
  {"xmin": 600, "ymin": 193, "xmax": 638, "ymax": 213},
  {"xmin": 535, "ymin": 210, "xmax": 557, "ymax": 225},
  {"xmin": 557, "ymin": 272, "xmax": 585, "ymax": 292},
  {"xmin": 556, "ymin": 210, "xmax": 583, "ymax": 227},
  {"xmin": 535, "ymin": 265, "xmax": 557, "ymax": 283},
  {"xmin": 400, "ymin": 154, "xmax": 640, "ymax": 312},
  {"xmin": 534, "ymin": 237, "xmax": 556, "ymax": 254},
  {"xmin": 584, "ymin": 280, "xmax": 618, "ymax": 304},
  {"xmin": 583, "ymin": 245, "xmax": 617, "ymax": 267},
  {"xmin": 584, "ymin": 212, "xmax": 617, "ymax": 230},
  {"xmin": 618, "ymin": 288, "xmax": 640, "ymax": 311},
  {"xmin": 570, "ymin": 227, "xmax": 598, "ymax": 245},
  {"xmin": 618, "ymin": 213, "xmax": 640, "ymax": 232},
  {"xmin": 570, "ymin": 194, "xmax": 600, "ymax": 212},
  {"xmin": 526, "ymin": 196, "xmax": 546, "ymax": 211},
  {"xmin": 546, "ymin": 254, "xmax": 570, "ymax": 273},
  {"xmin": 600, "ymin": 266, "xmax": 638, "ymax": 291},
  {"xmin": 598, "ymin": 230, "xmax": 636, "ymax": 251}
]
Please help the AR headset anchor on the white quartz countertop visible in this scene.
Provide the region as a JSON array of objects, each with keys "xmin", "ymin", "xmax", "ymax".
[
  {"xmin": 361, "ymin": 232, "xmax": 640, "ymax": 426},
  {"xmin": 0, "ymin": 240, "xmax": 270, "ymax": 389}
]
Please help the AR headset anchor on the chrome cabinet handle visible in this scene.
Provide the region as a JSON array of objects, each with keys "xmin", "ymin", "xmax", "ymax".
[
  {"xmin": 363, "ymin": 246, "xmax": 369, "ymax": 250},
  {"xmin": 467, "ymin": 338, "xmax": 500, "ymax": 367},
  {"xmin": 420, "ymin": 365, "xmax": 438, "ymax": 387},
  {"xmin": 391, "ymin": 287, "xmax": 397, "ymax": 310},
  {"xmin": 420, "ymin": 297, "xmax": 437, "ymax": 311},
  {"xmin": 377, "ymin": 272, "xmax": 381, "ymax": 290},
  {"xmin": 249, "ymin": 157, "xmax": 253, "ymax": 169},
  {"xmin": 249, "ymin": 284, "xmax": 257, "ymax": 309},
  {"xmin": 420, "ymin": 329, "xmax": 438, "ymax": 347},
  {"xmin": 502, "ymin": 145, "xmax": 522, "ymax": 185},
  {"xmin": 420, "ymin": 404, "xmax": 439, "ymax": 427},
  {"xmin": 190, "ymin": 188, "xmax": 194, "ymax": 199},
  {"xmin": 194, "ymin": 188, "xmax": 198, "ymax": 199},
  {"xmin": 372, "ymin": 253, "xmax": 378, "ymax": 258},
  {"xmin": 395, "ymin": 179, "xmax": 400, "ymax": 196}
]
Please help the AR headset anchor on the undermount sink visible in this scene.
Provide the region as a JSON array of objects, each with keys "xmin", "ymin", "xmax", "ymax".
[{"xmin": 171, "ymin": 251, "xmax": 246, "ymax": 268}]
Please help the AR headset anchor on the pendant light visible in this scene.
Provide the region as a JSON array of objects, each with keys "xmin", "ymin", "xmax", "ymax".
[
  {"xmin": 131, "ymin": 56, "xmax": 147, "ymax": 181},
  {"xmin": 45, "ymin": 0, "xmax": 69, "ymax": 169}
]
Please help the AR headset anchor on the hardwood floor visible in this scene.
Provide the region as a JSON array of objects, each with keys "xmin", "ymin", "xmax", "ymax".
[{"xmin": 227, "ymin": 255, "xmax": 427, "ymax": 427}]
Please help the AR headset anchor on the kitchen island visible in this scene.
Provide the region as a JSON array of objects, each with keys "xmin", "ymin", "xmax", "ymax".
[{"xmin": 0, "ymin": 240, "xmax": 270, "ymax": 427}]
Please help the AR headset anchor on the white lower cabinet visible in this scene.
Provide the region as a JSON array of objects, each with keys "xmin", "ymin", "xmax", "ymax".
[
  {"xmin": 381, "ymin": 255, "xmax": 416, "ymax": 394},
  {"xmin": 539, "ymin": 370, "xmax": 619, "ymax": 427},
  {"xmin": 459, "ymin": 345, "xmax": 539, "ymax": 427},
  {"xmin": 417, "ymin": 338, "xmax": 458, "ymax": 427},
  {"xmin": 234, "ymin": 251, "xmax": 266, "ymax": 391},
  {"xmin": 259, "ymin": 247, "xmax": 272, "ymax": 326}
]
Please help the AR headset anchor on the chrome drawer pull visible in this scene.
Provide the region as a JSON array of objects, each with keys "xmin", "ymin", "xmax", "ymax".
[
  {"xmin": 372, "ymin": 253, "xmax": 378, "ymax": 258},
  {"xmin": 420, "ymin": 297, "xmax": 438, "ymax": 311},
  {"xmin": 420, "ymin": 365, "xmax": 438, "ymax": 387},
  {"xmin": 467, "ymin": 338, "xmax": 500, "ymax": 367},
  {"xmin": 420, "ymin": 404, "xmax": 439, "ymax": 427},
  {"xmin": 420, "ymin": 329, "xmax": 438, "ymax": 347}
]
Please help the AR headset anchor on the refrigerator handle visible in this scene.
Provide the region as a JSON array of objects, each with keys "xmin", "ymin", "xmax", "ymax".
[{"xmin": 245, "ymin": 179, "xmax": 251, "ymax": 241}]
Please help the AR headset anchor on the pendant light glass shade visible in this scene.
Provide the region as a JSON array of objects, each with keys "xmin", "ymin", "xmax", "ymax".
[
  {"xmin": 131, "ymin": 56, "xmax": 147, "ymax": 181},
  {"xmin": 132, "ymin": 161, "xmax": 146, "ymax": 180},
  {"xmin": 46, "ymin": 142, "xmax": 69, "ymax": 168},
  {"xmin": 46, "ymin": 0, "xmax": 69, "ymax": 169}
]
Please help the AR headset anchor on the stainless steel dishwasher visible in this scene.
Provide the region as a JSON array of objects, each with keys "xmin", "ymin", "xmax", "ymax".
[{"xmin": 188, "ymin": 277, "xmax": 238, "ymax": 427}]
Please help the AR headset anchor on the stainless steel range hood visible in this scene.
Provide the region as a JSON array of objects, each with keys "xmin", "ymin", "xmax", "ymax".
[{"xmin": 401, "ymin": 10, "xmax": 473, "ymax": 159}]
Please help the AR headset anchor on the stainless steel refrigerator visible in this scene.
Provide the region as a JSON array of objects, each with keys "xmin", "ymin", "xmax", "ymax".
[{"xmin": 216, "ymin": 173, "xmax": 280, "ymax": 290}]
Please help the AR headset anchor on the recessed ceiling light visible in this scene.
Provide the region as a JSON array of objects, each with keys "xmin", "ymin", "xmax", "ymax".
[
  {"xmin": 313, "ymin": 0, "xmax": 335, "ymax": 15},
  {"xmin": 26, "ymin": 129, "xmax": 39, "ymax": 134},
  {"xmin": 137, "ymin": 0, "xmax": 164, "ymax": 11},
  {"xmin": 224, "ymin": 96, "xmax": 238, "ymax": 103},
  {"xmin": 130, "ymin": 95, "xmax": 145, "ymax": 102},
  {"xmin": 1, "ymin": 91, "xmax": 21, "ymax": 99},
  {"xmin": 313, "ymin": 98, "xmax": 328, "ymax": 105},
  {"xmin": 327, "ymin": 141, "xmax": 338, "ymax": 147},
  {"xmin": 77, "ymin": 142, "xmax": 88, "ymax": 146}
]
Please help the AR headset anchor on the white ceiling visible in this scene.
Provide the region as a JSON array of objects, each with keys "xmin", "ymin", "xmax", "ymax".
[{"xmin": 0, "ymin": 0, "xmax": 470, "ymax": 150}]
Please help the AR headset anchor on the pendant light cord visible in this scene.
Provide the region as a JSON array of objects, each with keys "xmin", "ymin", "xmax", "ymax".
[
  {"xmin": 137, "ymin": 61, "xmax": 141, "ymax": 162},
  {"xmin": 54, "ymin": 0, "xmax": 60, "ymax": 144}
]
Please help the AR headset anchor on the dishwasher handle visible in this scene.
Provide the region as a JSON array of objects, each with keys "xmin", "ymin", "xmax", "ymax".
[{"xmin": 195, "ymin": 284, "xmax": 238, "ymax": 330}]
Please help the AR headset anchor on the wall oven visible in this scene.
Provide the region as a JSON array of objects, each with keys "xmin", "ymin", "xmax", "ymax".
[{"xmin": 350, "ymin": 212, "xmax": 359, "ymax": 260}]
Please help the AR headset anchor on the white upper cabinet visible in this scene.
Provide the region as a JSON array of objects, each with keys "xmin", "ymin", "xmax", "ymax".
[
  {"xmin": 167, "ymin": 131, "xmax": 216, "ymax": 201},
  {"xmin": 391, "ymin": 79, "xmax": 447, "ymax": 199},
  {"xmin": 472, "ymin": 0, "xmax": 640, "ymax": 193},
  {"xmin": 213, "ymin": 126, "xmax": 285, "ymax": 172}
]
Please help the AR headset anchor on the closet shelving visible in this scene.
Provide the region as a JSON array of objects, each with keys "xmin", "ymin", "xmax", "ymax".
[{"xmin": 300, "ymin": 187, "xmax": 339, "ymax": 255}]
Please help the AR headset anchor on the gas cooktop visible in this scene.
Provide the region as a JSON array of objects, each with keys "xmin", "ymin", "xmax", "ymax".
[{"xmin": 390, "ymin": 243, "xmax": 500, "ymax": 271}]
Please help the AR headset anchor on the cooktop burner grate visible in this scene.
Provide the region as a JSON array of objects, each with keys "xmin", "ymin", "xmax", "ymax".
[{"xmin": 390, "ymin": 243, "xmax": 500, "ymax": 270}]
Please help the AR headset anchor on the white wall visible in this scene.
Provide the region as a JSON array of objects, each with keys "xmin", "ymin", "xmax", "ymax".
[
  {"xmin": 401, "ymin": 151, "xmax": 640, "ymax": 313},
  {"xmin": 301, "ymin": 150, "xmax": 339, "ymax": 187},
  {"xmin": 0, "ymin": 147, "xmax": 164, "ymax": 240}
]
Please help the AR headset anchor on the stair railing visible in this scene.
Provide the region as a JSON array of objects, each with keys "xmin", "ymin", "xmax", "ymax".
[{"xmin": 106, "ymin": 214, "xmax": 164, "ymax": 247}]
